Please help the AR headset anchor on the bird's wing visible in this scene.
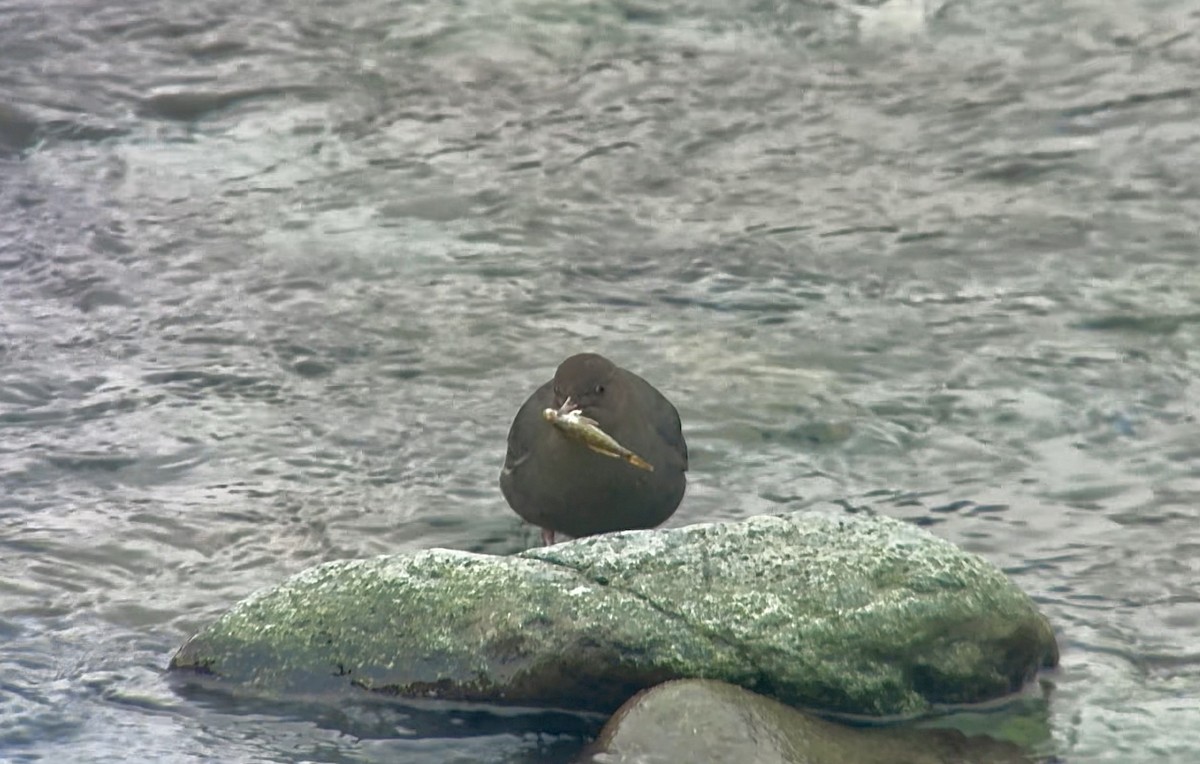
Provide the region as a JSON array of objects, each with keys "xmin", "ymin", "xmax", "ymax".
[
  {"xmin": 623, "ymin": 370, "xmax": 689, "ymax": 472},
  {"xmin": 501, "ymin": 379, "xmax": 555, "ymax": 477},
  {"xmin": 654, "ymin": 394, "xmax": 689, "ymax": 471}
]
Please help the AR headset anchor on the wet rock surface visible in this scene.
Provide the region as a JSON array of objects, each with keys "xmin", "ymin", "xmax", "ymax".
[{"xmin": 580, "ymin": 679, "xmax": 1038, "ymax": 764}]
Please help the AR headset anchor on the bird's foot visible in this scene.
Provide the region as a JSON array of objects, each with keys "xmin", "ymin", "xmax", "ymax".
[{"xmin": 540, "ymin": 527, "xmax": 557, "ymax": 545}]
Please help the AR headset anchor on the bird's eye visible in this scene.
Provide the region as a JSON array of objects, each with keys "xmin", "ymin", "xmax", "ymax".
[{"xmin": 595, "ymin": 385, "xmax": 605, "ymax": 394}]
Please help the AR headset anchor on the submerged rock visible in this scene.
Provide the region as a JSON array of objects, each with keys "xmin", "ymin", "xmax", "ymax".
[
  {"xmin": 580, "ymin": 679, "xmax": 1038, "ymax": 764},
  {"xmin": 170, "ymin": 508, "xmax": 1058, "ymax": 716}
]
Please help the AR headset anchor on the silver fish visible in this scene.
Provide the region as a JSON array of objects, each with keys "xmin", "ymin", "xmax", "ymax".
[{"xmin": 542, "ymin": 406, "xmax": 654, "ymax": 472}]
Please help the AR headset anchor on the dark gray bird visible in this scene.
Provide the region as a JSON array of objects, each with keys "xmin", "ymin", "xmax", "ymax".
[{"xmin": 500, "ymin": 353, "xmax": 688, "ymax": 545}]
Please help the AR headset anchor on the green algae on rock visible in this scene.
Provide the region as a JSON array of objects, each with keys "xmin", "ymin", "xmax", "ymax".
[{"xmin": 170, "ymin": 509, "xmax": 1058, "ymax": 716}]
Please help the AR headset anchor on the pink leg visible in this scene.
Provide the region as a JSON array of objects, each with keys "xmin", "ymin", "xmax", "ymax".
[{"xmin": 541, "ymin": 527, "xmax": 557, "ymax": 546}]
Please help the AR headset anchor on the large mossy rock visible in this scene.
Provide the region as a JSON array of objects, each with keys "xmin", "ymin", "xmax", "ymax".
[
  {"xmin": 580, "ymin": 679, "xmax": 1038, "ymax": 764},
  {"xmin": 170, "ymin": 509, "xmax": 1058, "ymax": 715}
]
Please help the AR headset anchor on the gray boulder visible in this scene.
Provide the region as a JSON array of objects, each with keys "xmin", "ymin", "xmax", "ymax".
[
  {"xmin": 580, "ymin": 679, "xmax": 1038, "ymax": 764},
  {"xmin": 170, "ymin": 508, "xmax": 1058, "ymax": 716}
]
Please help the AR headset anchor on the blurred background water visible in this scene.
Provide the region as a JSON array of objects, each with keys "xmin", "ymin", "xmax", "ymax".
[{"xmin": 1, "ymin": 0, "xmax": 1198, "ymax": 761}]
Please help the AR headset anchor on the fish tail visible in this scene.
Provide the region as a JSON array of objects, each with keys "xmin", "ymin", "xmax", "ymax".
[{"xmin": 626, "ymin": 454, "xmax": 654, "ymax": 472}]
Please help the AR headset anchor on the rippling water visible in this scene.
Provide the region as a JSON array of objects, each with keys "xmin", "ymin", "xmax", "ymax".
[{"xmin": 2, "ymin": 0, "xmax": 1198, "ymax": 761}]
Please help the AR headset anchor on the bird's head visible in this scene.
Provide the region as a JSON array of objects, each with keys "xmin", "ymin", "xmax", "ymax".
[{"xmin": 552, "ymin": 353, "xmax": 617, "ymax": 415}]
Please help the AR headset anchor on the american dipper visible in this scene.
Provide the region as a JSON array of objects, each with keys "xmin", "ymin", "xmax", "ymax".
[{"xmin": 500, "ymin": 353, "xmax": 688, "ymax": 545}]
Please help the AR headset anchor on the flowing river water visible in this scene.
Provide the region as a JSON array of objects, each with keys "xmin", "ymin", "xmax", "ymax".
[{"xmin": 2, "ymin": 1, "xmax": 1198, "ymax": 762}]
